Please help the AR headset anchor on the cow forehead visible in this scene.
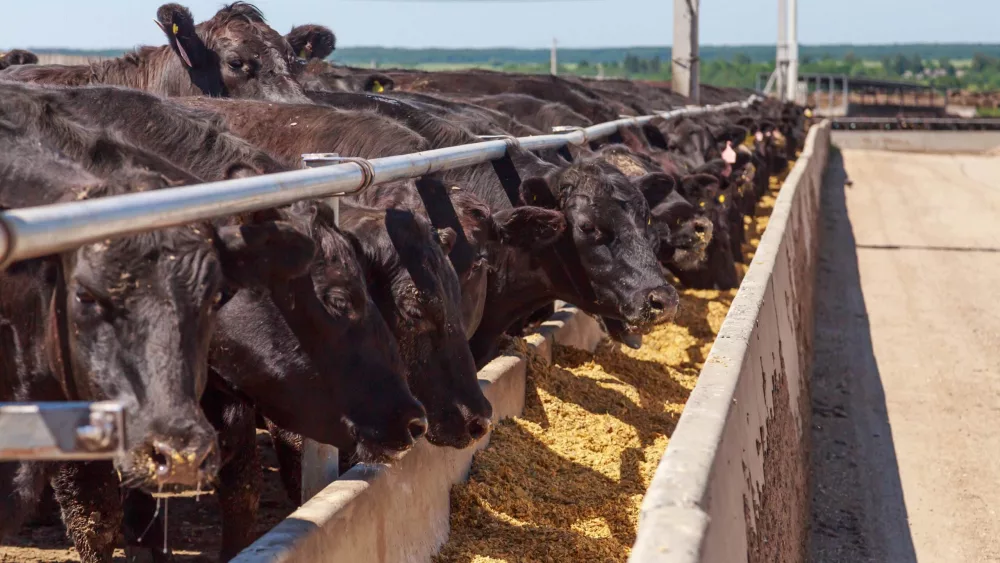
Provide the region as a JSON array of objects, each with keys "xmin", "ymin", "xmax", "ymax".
[{"xmin": 76, "ymin": 228, "xmax": 218, "ymax": 289}]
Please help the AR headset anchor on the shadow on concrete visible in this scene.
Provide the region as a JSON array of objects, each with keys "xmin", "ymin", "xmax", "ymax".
[{"xmin": 809, "ymin": 148, "xmax": 917, "ymax": 563}]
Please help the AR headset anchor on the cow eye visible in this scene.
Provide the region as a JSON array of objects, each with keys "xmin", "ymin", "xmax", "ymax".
[
  {"xmin": 75, "ymin": 288, "xmax": 97, "ymax": 305},
  {"xmin": 228, "ymin": 59, "xmax": 244, "ymax": 71},
  {"xmin": 211, "ymin": 288, "xmax": 234, "ymax": 312},
  {"xmin": 577, "ymin": 220, "xmax": 596, "ymax": 233}
]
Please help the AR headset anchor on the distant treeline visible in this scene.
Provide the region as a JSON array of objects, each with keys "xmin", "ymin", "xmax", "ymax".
[{"xmin": 18, "ymin": 44, "xmax": 1000, "ymax": 67}]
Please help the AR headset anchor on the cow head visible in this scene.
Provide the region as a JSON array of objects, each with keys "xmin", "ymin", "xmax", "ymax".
[
  {"xmin": 285, "ymin": 24, "xmax": 336, "ymax": 60},
  {"xmin": 56, "ymin": 169, "xmax": 315, "ymax": 492},
  {"xmin": 155, "ymin": 3, "xmax": 308, "ymax": 102},
  {"xmin": 0, "ymin": 49, "xmax": 38, "ymax": 70},
  {"xmin": 293, "ymin": 58, "xmax": 396, "ymax": 93},
  {"xmin": 634, "ymin": 172, "xmax": 713, "ymax": 271},
  {"xmin": 345, "ymin": 204, "xmax": 492, "ymax": 449},
  {"xmin": 663, "ymin": 119, "xmax": 714, "ymax": 165},
  {"xmin": 211, "ymin": 201, "xmax": 427, "ymax": 462},
  {"xmin": 520, "ymin": 161, "xmax": 678, "ymax": 335}
]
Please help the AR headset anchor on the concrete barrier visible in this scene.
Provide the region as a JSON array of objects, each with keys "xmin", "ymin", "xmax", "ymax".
[
  {"xmin": 231, "ymin": 304, "xmax": 604, "ymax": 563},
  {"xmin": 831, "ymin": 130, "xmax": 1000, "ymax": 153},
  {"xmin": 630, "ymin": 121, "xmax": 832, "ymax": 563}
]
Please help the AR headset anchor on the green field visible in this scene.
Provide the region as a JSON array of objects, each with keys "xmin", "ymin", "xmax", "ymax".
[{"xmin": 22, "ymin": 44, "xmax": 1000, "ymax": 91}]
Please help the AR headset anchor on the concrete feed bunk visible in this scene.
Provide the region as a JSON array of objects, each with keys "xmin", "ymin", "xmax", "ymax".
[{"xmin": 632, "ymin": 121, "xmax": 831, "ymax": 563}]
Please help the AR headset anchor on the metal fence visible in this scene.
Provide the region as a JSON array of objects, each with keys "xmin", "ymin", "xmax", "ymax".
[{"xmin": 0, "ymin": 94, "xmax": 759, "ymax": 465}]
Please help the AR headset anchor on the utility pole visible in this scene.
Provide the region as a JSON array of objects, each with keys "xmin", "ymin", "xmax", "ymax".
[
  {"xmin": 786, "ymin": 0, "xmax": 799, "ymax": 103},
  {"xmin": 672, "ymin": 0, "xmax": 699, "ymax": 103},
  {"xmin": 776, "ymin": 0, "xmax": 787, "ymax": 101},
  {"xmin": 550, "ymin": 38, "xmax": 558, "ymax": 76}
]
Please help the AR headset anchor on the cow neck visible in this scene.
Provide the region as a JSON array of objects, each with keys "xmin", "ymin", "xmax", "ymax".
[
  {"xmin": 539, "ymin": 232, "xmax": 600, "ymax": 312},
  {"xmin": 49, "ymin": 260, "xmax": 82, "ymax": 401},
  {"xmin": 469, "ymin": 247, "xmax": 555, "ymax": 366}
]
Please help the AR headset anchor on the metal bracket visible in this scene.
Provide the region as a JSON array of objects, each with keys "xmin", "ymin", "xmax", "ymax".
[
  {"xmin": 301, "ymin": 153, "xmax": 376, "ymax": 227},
  {"xmin": 0, "ymin": 401, "xmax": 125, "ymax": 461}
]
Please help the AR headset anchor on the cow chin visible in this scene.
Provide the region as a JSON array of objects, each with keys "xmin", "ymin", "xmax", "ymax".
[
  {"xmin": 114, "ymin": 445, "xmax": 219, "ymax": 495},
  {"xmin": 671, "ymin": 248, "xmax": 709, "ymax": 272},
  {"xmin": 352, "ymin": 439, "xmax": 414, "ymax": 465},
  {"xmin": 426, "ymin": 427, "xmax": 475, "ymax": 450}
]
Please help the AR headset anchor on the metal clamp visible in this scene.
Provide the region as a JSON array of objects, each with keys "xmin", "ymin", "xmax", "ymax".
[
  {"xmin": 551, "ymin": 125, "xmax": 589, "ymax": 144},
  {"xmin": 477, "ymin": 134, "xmax": 521, "ymax": 151},
  {"xmin": 301, "ymin": 153, "xmax": 376, "ymax": 192},
  {"xmin": 0, "ymin": 401, "xmax": 125, "ymax": 461}
]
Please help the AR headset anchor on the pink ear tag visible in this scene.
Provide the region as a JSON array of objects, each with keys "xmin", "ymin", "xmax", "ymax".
[{"xmin": 722, "ymin": 141, "xmax": 737, "ymax": 165}]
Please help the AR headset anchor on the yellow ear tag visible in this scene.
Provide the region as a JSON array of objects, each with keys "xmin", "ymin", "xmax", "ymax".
[
  {"xmin": 718, "ymin": 195, "xmax": 726, "ymax": 203},
  {"xmin": 299, "ymin": 49, "xmax": 308, "ymax": 58},
  {"xmin": 647, "ymin": 217, "xmax": 651, "ymax": 226},
  {"xmin": 372, "ymin": 80, "xmax": 384, "ymax": 93},
  {"xmin": 172, "ymin": 23, "xmax": 179, "ymax": 35},
  {"xmin": 699, "ymin": 201, "xmax": 706, "ymax": 208}
]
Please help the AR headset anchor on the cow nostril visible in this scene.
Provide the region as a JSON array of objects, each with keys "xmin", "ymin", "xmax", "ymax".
[
  {"xmin": 648, "ymin": 292, "xmax": 667, "ymax": 312},
  {"xmin": 408, "ymin": 417, "xmax": 428, "ymax": 442},
  {"xmin": 467, "ymin": 416, "xmax": 492, "ymax": 441},
  {"xmin": 151, "ymin": 442, "xmax": 173, "ymax": 478}
]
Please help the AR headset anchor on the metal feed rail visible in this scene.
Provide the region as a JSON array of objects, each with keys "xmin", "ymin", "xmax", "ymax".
[
  {"xmin": 0, "ymin": 94, "xmax": 758, "ymax": 463},
  {"xmin": 0, "ymin": 96, "xmax": 758, "ymax": 270}
]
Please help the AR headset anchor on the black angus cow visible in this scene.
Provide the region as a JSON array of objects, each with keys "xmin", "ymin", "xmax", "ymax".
[
  {"xmin": 0, "ymin": 130, "xmax": 316, "ymax": 563},
  {"xmin": 0, "ymin": 3, "xmax": 308, "ymax": 103}
]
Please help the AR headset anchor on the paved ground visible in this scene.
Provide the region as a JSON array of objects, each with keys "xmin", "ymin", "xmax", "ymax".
[{"xmin": 810, "ymin": 148, "xmax": 1000, "ymax": 563}]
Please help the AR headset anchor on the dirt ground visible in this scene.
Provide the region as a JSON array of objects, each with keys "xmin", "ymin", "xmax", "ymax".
[
  {"xmin": 810, "ymin": 148, "xmax": 1000, "ymax": 562},
  {"xmin": 0, "ymin": 432, "xmax": 296, "ymax": 562}
]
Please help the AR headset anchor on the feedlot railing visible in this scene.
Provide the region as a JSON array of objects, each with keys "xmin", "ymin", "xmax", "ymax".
[
  {"xmin": 0, "ymin": 94, "xmax": 759, "ymax": 462},
  {"xmin": 831, "ymin": 116, "xmax": 1000, "ymax": 131}
]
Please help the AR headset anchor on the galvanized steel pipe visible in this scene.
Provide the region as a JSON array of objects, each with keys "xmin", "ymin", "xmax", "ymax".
[{"xmin": 0, "ymin": 96, "xmax": 758, "ymax": 268}]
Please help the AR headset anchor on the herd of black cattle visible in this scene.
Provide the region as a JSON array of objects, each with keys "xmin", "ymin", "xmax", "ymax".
[{"xmin": 0, "ymin": 3, "xmax": 809, "ymax": 562}]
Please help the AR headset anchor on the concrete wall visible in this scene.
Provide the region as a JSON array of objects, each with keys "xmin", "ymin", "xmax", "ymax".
[
  {"xmin": 231, "ymin": 305, "xmax": 605, "ymax": 563},
  {"xmin": 832, "ymin": 130, "xmax": 1000, "ymax": 153},
  {"xmin": 630, "ymin": 121, "xmax": 832, "ymax": 563}
]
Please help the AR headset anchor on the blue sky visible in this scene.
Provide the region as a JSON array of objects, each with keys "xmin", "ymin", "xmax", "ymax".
[{"xmin": 2, "ymin": 0, "xmax": 998, "ymax": 50}]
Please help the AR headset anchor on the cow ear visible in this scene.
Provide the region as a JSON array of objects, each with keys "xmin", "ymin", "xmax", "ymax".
[
  {"xmin": 286, "ymin": 24, "xmax": 336, "ymax": 60},
  {"xmin": 365, "ymin": 75, "xmax": 394, "ymax": 93},
  {"xmin": 641, "ymin": 123, "xmax": 669, "ymax": 150},
  {"xmin": 490, "ymin": 206, "xmax": 566, "ymax": 252},
  {"xmin": 224, "ymin": 163, "xmax": 262, "ymax": 180},
  {"xmin": 679, "ymin": 174, "xmax": 719, "ymax": 201},
  {"xmin": 156, "ymin": 4, "xmax": 202, "ymax": 69},
  {"xmin": 216, "ymin": 222, "xmax": 316, "ymax": 288},
  {"xmin": 518, "ymin": 177, "xmax": 557, "ymax": 209},
  {"xmin": 633, "ymin": 172, "xmax": 676, "ymax": 207}
]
